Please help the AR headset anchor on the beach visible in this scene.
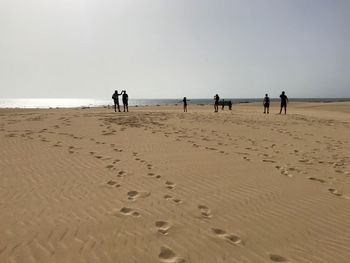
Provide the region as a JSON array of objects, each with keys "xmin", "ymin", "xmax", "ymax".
[{"xmin": 0, "ymin": 102, "xmax": 350, "ymax": 263}]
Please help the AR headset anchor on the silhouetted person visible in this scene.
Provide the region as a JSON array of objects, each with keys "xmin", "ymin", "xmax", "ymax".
[
  {"xmin": 181, "ymin": 97, "xmax": 190, "ymax": 112},
  {"xmin": 228, "ymin": 100, "xmax": 232, "ymax": 110},
  {"xmin": 263, "ymin": 94, "xmax": 270, "ymax": 114},
  {"xmin": 279, "ymin": 91, "xmax": 289, "ymax": 114},
  {"xmin": 222, "ymin": 99, "xmax": 225, "ymax": 110},
  {"xmin": 122, "ymin": 90, "xmax": 129, "ymax": 112},
  {"xmin": 112, "ymin": 90, "xmax": 122, "ymax": 112},
  {"xmin": 214, "ymin": 94, "xmax": 220, "ymax": 112}
]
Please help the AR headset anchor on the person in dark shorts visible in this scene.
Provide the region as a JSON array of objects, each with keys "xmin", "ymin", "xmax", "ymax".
[
  {"xmin": 222, "ymin": 99, "xmax": 225, "ymax": 110},
  {"xmin": 279, "ymin": 91, "xmax": 289, "ymax": 114},
  {"xmin": 214, "ymin": 94, "xmax": 220, "ymax": 112},
  {"xmin": 228, "ymin": 100, "xmax": 232, "ymax": 110},
  {"xmin": 263, "ymin": 94, "xmax": 270, "ymax": 114},
  {"xmin": 122, "ymin": 90, "xmax": 129, "ymax": 112},
  {"xmin": 112, "ymin": 90, "xmax": 123, "ymax": 112},
  {"xmin": 182, "ymin": 97, "xmax": 190, "ymax": 112}
]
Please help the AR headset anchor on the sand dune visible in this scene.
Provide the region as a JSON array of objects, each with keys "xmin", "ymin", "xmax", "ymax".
[{"xmin": 0, "ymin": 102, "xmax": 349, "ymax": 263}]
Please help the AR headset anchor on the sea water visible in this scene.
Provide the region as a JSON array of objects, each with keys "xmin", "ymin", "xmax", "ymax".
[{"xmin": 0, "ymin": 98, "xmax": 349, "ymax": 109}]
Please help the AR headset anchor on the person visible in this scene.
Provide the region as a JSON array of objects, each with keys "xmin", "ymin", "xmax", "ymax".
[
  {"xmin": 112, "ymin": 90, "xmax": 123, "ymax": 112},
  {"xmin": 214, "ymin": 94, "xmax": 220, "ymax": 112},
  {"xmin": 228, "ymin": 100, "xmax": 232, "ymax": 110},
  {"xmin": 279, "ymin": 91, "xmax": 289, "ymax": 114},
  {"xmin": 181, "ymin": 97, "xmax": 190, "ymax": 112},
  {"xmin": 222, "ymin": 99, "xmax": 225, "ymax": 110},
  {"xmin": 263, "ymin": 94, "xmax": 270, "ymax": 114},
  {"xmin": 122, "ymin": 90, "xmax": 129, "ymax": 112}
]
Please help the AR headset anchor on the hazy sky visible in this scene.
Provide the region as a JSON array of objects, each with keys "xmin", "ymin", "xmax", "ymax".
[{"xmin": 1, "ymin": 0, "xmax": 349, "ymax": 99}]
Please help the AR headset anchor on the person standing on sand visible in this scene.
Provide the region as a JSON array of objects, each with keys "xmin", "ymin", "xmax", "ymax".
[
  {"xmin": 112, "ymin": 90, "xmax": 123, "ymax": 112},
  {"xmin": 122, "ymin": 90, "xmax": 129, "ymax": 112},
  {"xmin": 279, "ymin": 91, "xmax": 289, "ymax": 114},
  {"xmin": 214, "ymin": 94, "xmax": 220, "ymax": 112},
  {"xmin": 228, "ymin": 100, "xmax": 232, "ymax": 110},
  {"xmin": 263, "ymin": 94, "xmax": 270, "ymax": 114},
  {"xmin": 222, "ymin": 99, "xmax": 225, "ymax": 110},
  {"xmin": 181, "ymin": 97, "xmax": 190, "ymax": 112}
]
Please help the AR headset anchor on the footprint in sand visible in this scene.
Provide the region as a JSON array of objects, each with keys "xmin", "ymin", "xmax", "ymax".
[
  {"xmin": 106, "ymin": 180, "xmax": 121, "ymax": 188},
  {"xmin": 118, "ymin": 170, "xmax": 126, "ymax": 177},
  {"xmin": 127, "ymin": 190, "xmax": 150, "ymax": 201},
  {"xmin": 211, "ymin": 228, "xmax": 242, "ymax": 245},
  {"xmin": 308, "ymin": 177, "xmax": 326, "ymax": 183},
  {"xmin": 198, "ymin": 205, "xmax": 212, "ymax": 218},
  {"xmin": 107, "ymin": 180, "xmax": 117, "ymax": 185},
  {"xmin": 328, "ymin": 188, "xmax": 343, "ymax": 197},
  {"xmin": 127, "ymin": 191, "xmax": 139, "ymax": 201},
  {"xmin": 172, "ymin": 198, "xmax": 182, "ymax": 204},
  {"xmin": 164, "ymin": 194, "xmax": 173, "ymax": 200},
  {"xmin": 269, "ymin": 254, "xmax": 289, "ymax": 262},
  {"xmin": 163, "ymin": 195, "xmax": 182, "ymax": 204},
  {"xmin": 165, "ymin": 181, "xmax": 176, "ymax": 190},
  {"xmin": 263, "ymin": 159, "xmax": 276, "ymax": 163},
  {"xmin": 155, "ymin": 221, "xmax": 171, "ymax": 235},
  {"xmin": 119, "ymin": 207, "xmax": 140, "ymax": 217},
  {"xmin": 158, "ymin": 246, "xmax": 185, "ymax": 263}
]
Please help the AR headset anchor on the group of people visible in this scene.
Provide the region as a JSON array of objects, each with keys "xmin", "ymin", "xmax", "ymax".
[
  {"xmin": 263, "ymin": 91, "xmax": 289, "ymax": 114},
  {"xmin": 214, "ymin": 91, "xmax": 288, "ymax": 114},
  {"xmin": 181, "ymin": 95, "xmax": 233, "ymax": 113},
  {"xmin": 112, "ymin": 90, "xmax": 289, "ymax": 114},
  {"xmin": 214, "ymin": 94, "xmax": 232, "ymax": 112},
  {"xmin": 112, "ymin": 90, "xmax": 129, "ymax": 112}
]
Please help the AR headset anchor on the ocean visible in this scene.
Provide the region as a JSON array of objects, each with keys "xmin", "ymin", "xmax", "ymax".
[{"xmin": 0, "ymin": 98, "xmax": 349, "ymax": 109}]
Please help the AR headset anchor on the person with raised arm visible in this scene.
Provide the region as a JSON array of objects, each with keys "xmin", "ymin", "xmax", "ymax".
[
  {"xmin": 112, "ymin": 90, "xmax": 123, "ymax": 112},
  {"xmin": 180, "ymin": 97, "xmax": 190, "ymax": 112}
]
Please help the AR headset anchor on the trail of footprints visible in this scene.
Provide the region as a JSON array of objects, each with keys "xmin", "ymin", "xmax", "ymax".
[{"xmin": 5, "ymin": 113, "xmax": 334, "ymax": 262}]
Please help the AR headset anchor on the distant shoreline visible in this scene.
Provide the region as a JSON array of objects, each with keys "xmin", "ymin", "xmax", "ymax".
[{"xmin": 1, "ymin": 98, "xmax": 350, "ymax": 109}]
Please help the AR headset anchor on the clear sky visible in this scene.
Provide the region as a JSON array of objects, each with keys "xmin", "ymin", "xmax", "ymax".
[{"xmin": 1, "ymin": 0, "xmax": 349, "ymax": 99}]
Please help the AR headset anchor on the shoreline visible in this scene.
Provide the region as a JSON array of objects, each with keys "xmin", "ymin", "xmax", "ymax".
[{"xmin": 1, "ymin": 98, "xmax": 350, "ymax": 109}]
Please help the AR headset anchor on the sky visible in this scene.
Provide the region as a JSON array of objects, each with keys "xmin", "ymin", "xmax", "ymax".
[{"xmin": 0, "ymin": 0, "xmax": 350, "ymax": 99}]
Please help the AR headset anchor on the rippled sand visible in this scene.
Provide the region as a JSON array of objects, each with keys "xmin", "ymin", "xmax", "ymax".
[{"xmin": 0, "ymin": 102, "xmax": 349, "ymax": 263}]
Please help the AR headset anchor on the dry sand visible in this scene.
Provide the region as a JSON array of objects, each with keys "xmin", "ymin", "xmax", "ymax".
[{"xmin": 0, "ymin": 102, "xmax": 350, "ymax": 263}]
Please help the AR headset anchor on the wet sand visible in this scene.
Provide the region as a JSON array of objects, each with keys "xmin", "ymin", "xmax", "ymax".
[{"xmin": 0, "ymin": 102, "xmax": 349, "ymax": 263}]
